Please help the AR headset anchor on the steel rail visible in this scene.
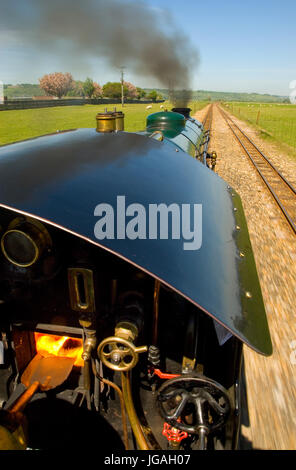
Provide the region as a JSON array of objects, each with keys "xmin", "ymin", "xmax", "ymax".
[{"xmin": 218, "ymin": 105, "xmax": 296, "ymax": 235}]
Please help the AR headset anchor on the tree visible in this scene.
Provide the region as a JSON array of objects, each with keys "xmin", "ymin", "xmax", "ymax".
[
  {"xmin": 39, "ymin": 72, "xmax": 74, "ymax": 99},
  {"xmin": 67, "ymin": 80, "xmax": 85, "ymax": 97},
  {"xmin": 123, "ymin": 81, "xmax": 137, "ymax": 99},
  {"xmin": 136, "ymin": 87, "xmax": 146, "ymax": 99},
  {"xmin": 83, "ymin": 77, "xmax": 95, "ymax": 98},
  {"xmin": 147, "ymin": 90, "xmax": 158, "ymax": 102},
  {"xmin": 103, "ymin": 82, "xmax": 128, "ymax": 99},
  {"xmin": 93, "ymin": 82, "xmax": 103, "ymax": 98}
]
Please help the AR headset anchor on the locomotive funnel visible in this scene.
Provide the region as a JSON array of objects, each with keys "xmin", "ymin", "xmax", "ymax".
[{"xmin": 171, "ymin": 107, "xmax": 192, "ymax": 118}]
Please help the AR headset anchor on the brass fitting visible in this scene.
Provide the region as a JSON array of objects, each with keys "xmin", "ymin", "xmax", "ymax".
[
  {"xmin": 115, "ymin": 321, "xmax": 138, "ymax": 342},
  {"xmin": 182, "ymin": 355, "xmax": 196, "ymax": 373},
  {"xmin": 211, "ymin": 151, "xmax": 217, "ymax": 170},
  {"xmin": 97, "ymin": 322, "xmax": 147, "ymax": 372},
  {"xmin": 82, "ymin": 333, "xmax": 97, "ymax": 361},
  {"xmin": 96, "ymin": 112, "xmax": 116, "ymax": 133},
  {"xmin": 1, "ymin": 217, "xmax": 52, "ymax": 268},
  {"xmin": 113, "ymin": 111, "xmax": 125, "ymax": 131}
]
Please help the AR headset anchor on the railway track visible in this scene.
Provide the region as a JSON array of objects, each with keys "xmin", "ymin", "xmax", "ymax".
[
  {"xmin": 202, "ymin": 103, "xmax": 213, "ymax": 131},
  {"xmin": 218, "ymin": 105, "xmax": 296, "ymax": 235}
]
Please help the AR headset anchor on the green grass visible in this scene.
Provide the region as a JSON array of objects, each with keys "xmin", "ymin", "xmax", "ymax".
[
  {"xmin": 222, "ymin": 102, "xmax": 296, "ymax": 154},
  {"xmin": 0, "ymin": 100, "xmax": 208, "ymax": 146}
]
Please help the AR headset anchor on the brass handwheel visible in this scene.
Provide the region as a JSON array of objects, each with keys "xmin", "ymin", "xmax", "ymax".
[{"xmin": 97, "ymin": 336, "xmax": 147, "ymax": 372}]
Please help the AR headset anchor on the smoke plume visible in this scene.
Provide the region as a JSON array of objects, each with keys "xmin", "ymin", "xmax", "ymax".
[{"xmin": 1, "ymin": 0, "xmax": 199, "ymax": 105}]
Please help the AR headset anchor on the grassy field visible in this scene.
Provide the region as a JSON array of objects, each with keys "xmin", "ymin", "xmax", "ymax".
[
  {"xmin": 223, "ymin": 102, "xmax": 296, "ymax": 151},
  {"xmin": 0, "ymin": 100, "xmax": 208, "ymax": 146}
]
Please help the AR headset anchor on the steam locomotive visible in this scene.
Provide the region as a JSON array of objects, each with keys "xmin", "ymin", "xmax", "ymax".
[{"xmin": 0, "ymin": 106, "xmax": 272, "ymax": 450}]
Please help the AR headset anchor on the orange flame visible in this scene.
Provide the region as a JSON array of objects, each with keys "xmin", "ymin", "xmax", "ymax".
[{"xmin": 34, "ymin": 332, "xmax": 84, "ymax": 367}]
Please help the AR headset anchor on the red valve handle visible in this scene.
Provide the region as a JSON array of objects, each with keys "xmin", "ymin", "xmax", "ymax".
[
  {"xmin": 149, "ymin": 367, "xmax": 180, "ymax": 380},
  {"xmin": 162, "ymin": 422, "xmax": 188, "ymax": 442}
]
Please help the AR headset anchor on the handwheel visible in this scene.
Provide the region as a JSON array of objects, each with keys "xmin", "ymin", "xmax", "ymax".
[
  {"xmin": 157, "ymin": 375, "xmax": 230, "ymax": 437},
  {"xmin": 97, "ymin": 336, "xmax": 147, "ymax": 372}
]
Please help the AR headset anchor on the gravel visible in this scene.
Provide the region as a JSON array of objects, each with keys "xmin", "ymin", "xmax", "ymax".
[{"xmin": 194, "ymin": 104, "xmax": 296, "ymax": 450}]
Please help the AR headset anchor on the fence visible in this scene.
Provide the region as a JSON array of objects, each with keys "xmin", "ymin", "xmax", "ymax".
[
  {"xmin": 223, "ymin": 102, "xmax": 296, "ymax": 150},
  {"xmin": 0, "ymin": 98, "xmax": 164, "ymax": 111}
]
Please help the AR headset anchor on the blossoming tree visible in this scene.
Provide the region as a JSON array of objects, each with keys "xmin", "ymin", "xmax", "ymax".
[{"xmin": 39, "ymin": 72, "xmax": 74, "ymax": 99}]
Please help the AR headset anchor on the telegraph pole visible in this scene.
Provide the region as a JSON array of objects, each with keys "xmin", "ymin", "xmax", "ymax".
[{"xmin": 120, "ymin": 66, "xmax": 125, "ymax": 107}]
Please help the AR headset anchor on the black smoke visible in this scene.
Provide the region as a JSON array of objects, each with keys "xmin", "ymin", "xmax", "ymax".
[{"xmin": 1, "ymin": 0, "xmax": 199, "ymax": 105}]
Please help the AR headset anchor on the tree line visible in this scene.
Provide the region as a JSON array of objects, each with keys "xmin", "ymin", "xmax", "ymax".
[{"xmin": 38, "ymin": 72, "xmax": 162, "ymax": 101}]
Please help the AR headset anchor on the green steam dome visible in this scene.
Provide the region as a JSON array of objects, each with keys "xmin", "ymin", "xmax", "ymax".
[{"xmin": 146, "ymin": 111, "xmax": 185, "ymax": 135}]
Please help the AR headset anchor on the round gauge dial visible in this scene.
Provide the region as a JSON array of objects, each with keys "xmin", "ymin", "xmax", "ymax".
[
  {"xmin": 1, "ymin": 217, "xmax": 52, "ymax": 268},
  {"xmin": 1, "ymin": 229, "xmax": 39, "ymax": 267}
]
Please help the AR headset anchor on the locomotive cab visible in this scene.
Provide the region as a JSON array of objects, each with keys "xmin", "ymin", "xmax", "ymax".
[{"xmin": 0, "ymin": 111, "xmax": 271, "ymax": 450}]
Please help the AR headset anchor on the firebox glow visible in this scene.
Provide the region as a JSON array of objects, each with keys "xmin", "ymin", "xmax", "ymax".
[{"xmin": 34, "ymin": 332, "xmax": 84, "ymax": 367}]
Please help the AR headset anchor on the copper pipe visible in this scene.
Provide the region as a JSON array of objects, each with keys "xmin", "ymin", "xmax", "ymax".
[
  {"xmin": 152, "ymin": 280, "xmax": 160, "ymax": 346},
  {"xmin": 91, "ymin": 360, "xmax": 129, "ymax": 450},
  {"xmin": 121, "ymin": 371, "xmax": 149, "ymax": 450}
]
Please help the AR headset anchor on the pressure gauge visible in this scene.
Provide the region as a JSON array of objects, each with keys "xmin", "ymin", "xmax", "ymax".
[{"xmin": 1, "ymin": 217, "xmax": 52, "ymax": 268}]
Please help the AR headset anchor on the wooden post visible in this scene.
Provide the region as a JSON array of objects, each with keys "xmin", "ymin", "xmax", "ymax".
[{"xmin": 256, "ymin": 110, "xmax": 260, "ymax": 125}]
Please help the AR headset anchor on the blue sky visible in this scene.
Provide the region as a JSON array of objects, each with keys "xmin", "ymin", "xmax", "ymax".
[
  {"xmin": 145, "ymin": 0, "xmax": 296, "ymax": 96},
  {"xmin": 1, "ymin": 0, "xmax": 295, "ymax": 95}
]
